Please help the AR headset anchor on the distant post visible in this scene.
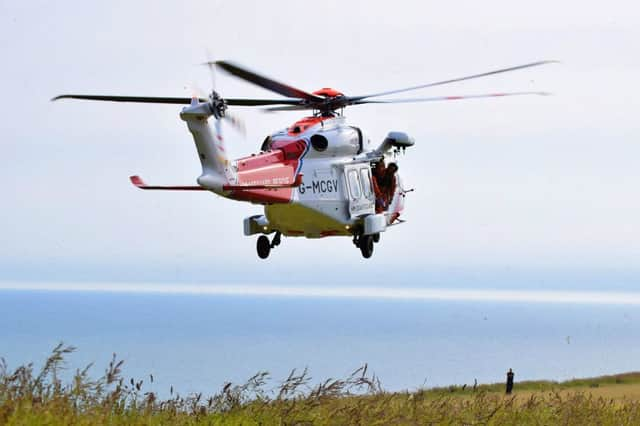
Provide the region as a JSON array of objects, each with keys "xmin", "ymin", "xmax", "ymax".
[{"xmin": 506, "ymin": 368, "xmax": 515, "ymax": 394}]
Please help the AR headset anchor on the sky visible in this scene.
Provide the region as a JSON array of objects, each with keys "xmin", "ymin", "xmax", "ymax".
[{"xmin": 1, "ymin": 1, "xmax": 639, "ymax": 289}]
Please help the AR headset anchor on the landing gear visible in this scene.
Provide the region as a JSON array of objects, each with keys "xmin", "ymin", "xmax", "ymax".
[
  {"xmin": 353, "ymin": 232, "xmax": 379, "ymax": 259},
  {"xmin": 359, "ymin": 234, "xmax": 374, "ymax": 259},
  {"xmin": 257, "ymin": 235, "xmax": 271, "ymax": 259},
  {"xmin": 256, "ymin": 231, "xmax": 282, "ymax": 259},
  {"xmin": 271, "ymin": 231, "xmax": 281, "ymax": 248}
]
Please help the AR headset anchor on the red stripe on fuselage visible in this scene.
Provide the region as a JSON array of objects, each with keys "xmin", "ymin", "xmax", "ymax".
[{"xmin": 228, "ymin": 139, "xmax": 307, "ymax": 204}]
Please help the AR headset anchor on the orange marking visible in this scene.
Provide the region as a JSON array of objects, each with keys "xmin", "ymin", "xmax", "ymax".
[
  {"xmin": 320, "ymin": 230, "xmax": 341, "ymax": 237},
  {"xmin": 229, "ymin": 139, "xmax": 307, "ymax": 204},
  {"xmin": 287, "ymin": 116, "xmax": 333, "ymax": 135},
  {"xmin": 312, "ymin": 88, "xmax": 343, "ymax": 97}
]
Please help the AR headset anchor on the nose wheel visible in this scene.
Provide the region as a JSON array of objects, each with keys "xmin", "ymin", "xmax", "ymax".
[{"xmin": 256, "ymin": 231, "xmax": 281, "ymax": 259}]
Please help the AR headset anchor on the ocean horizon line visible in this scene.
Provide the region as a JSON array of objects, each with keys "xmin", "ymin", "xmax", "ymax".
[{"xmin": 1, "ymin": 281, "xmax": 640, "ymax": 305}]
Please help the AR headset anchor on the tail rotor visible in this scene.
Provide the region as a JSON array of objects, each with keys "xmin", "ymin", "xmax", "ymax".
[{"xmin": 201, "ymin": 56, "xmax": 246, "ymax": 136}]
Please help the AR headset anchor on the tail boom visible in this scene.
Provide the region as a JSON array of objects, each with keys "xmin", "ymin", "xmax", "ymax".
[{"xmin": 180, "ymin": 101, "xmax": 235, "ymax": 195}]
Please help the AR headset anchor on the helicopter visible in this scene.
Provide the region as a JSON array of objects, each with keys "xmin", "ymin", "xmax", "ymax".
[{"xmin": 53, "ymin": 60, "xmax": 555, "ymax": 259}]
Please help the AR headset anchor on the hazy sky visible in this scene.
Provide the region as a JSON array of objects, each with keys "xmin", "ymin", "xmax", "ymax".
[{"xmin": 1, "ymin": 1, "xmax": 639, "ymax": 288}]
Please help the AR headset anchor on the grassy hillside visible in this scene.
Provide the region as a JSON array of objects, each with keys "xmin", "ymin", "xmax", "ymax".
[
  {"xmin": 2, "ymin": 344, "xmax": 639, "ymax": 425},
  {"xmin": 430, "ymin": 371, "xmax": 640, "ymax": 395}
]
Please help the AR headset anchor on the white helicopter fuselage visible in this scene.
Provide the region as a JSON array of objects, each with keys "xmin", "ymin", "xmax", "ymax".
[
  {"xmin": 181, "ymin": 102, "xmax": 407, "ymax": 240},
  {"xmin": 266, "ymin": 119, "xmax": 406, "ymax": 239}
]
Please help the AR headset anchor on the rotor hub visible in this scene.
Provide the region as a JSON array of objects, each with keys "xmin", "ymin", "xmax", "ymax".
[{"xmin": 208, "ymin": 90, "xmax": 227, "ymax": 119}]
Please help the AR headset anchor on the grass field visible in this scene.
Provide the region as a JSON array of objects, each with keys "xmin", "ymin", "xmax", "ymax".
[
  {"xmin": 2, "ymin": 344, "xmax": 639, "ymax": 425},
  {"xmin": 430, "ymin": 371, "xmax": 640, "ymax": 401}
]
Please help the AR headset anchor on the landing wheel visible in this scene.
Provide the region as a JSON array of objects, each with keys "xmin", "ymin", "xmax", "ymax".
[
  {"xmin": 372, "ymin": 233, "xmax": 380, "ymax": 243},
  {"xmin": 359, "ymin": 235, "xmax": 374, "ymax": 259},
  {"xmin": 257, "ymin": 235, "xmax": 271, "ymax": 259}
]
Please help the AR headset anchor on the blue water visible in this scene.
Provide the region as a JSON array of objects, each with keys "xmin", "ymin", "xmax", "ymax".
[{"xmin": 1, "ymin": 289, "xmax": 638, "ymax": 397}]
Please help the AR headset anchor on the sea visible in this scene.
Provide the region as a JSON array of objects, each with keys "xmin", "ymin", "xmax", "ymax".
[{"xmin": 1, "ymin": 283, "xmax": 639, "ymax": 397}]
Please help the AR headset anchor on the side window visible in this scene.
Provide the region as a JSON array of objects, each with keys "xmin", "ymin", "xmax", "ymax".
[
  {"xmin": 360, "ymin": 168, "xmax": 372, "ymax": 198},
  {"xmin": 347, "ymin": 169, "xmax": 361, "ymax": 199}
]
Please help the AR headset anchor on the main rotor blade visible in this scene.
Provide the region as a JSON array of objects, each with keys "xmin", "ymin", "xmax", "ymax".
[
  {"xmin": 354, "ymin": 91, "xmax": 551, "ymax": 104},
  {"xmin": 52, "ymin": 94, "xmax": 304, "ymax": 107},
  {"xmin": 225, "ymin": 98, "xmax": 304, "ymax": 106},
  {"xmin": 264, "ymin": 91, "xmax": 551, "ymax": 111},
  {"xmin": 350, "ymin": 60, "xmax": 558, "ymax": 102},
  {"xmin": 52, "ymin": 94, "xmax": 203, "ymax": 104},
  {"xmin": 263, "ymin": 104, "xmax": 315, "ymax": 112},
  {"xmin": 216, "ymin": 60, "xmax": 323, "ymax": 102}
]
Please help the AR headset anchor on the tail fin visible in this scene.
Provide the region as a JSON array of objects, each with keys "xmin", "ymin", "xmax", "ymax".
[{"xmin": 180, "ymin": 100, "xmax": 236, "ymax": 194}]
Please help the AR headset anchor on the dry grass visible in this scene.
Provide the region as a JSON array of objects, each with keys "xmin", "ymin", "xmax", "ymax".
[
  {"xmin": 1, "ymin": 344, "xmax": 640, "ymax": 425},
  {"xmin": 509, "ymin": 383, "xmax": 640, "ymax": 404}
]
